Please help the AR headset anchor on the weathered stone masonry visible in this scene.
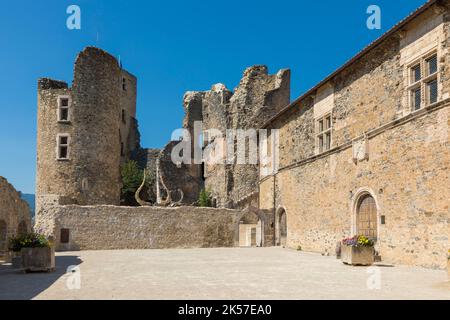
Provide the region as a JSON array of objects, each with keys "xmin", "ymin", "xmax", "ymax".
[
  {"xmin": 37, "ymin": 206, "xmax": 241, "ymax": 251},
  {"xmin": 260, "ymin": 0, "xmax": 450, "ymax": 269},
  {"xmin": 0, "ymin": 177, "xmax": 31, "ymax": 258},
  {"xmin": 36, "ymin": 47, "xmax": 140, "ymax": 212}
]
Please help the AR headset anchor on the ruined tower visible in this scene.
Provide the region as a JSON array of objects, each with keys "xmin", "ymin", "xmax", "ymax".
[
  {"xmin": 154, "ymin": 65, "xmax": 290, "ymax": 208},
  {"xmin": 36, "ymin": 47, "xmax": 139, "ymax": 213}
]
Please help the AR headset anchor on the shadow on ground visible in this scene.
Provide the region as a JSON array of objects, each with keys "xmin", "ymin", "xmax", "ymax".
[{"xmin": 0, "ymin": 255, "xmax": 82, "ymax": 300}]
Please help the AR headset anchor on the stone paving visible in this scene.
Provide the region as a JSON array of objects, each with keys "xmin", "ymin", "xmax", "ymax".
[{"xmin": 0, "ymin": 247, "xmax": 449, "ymax": 300}]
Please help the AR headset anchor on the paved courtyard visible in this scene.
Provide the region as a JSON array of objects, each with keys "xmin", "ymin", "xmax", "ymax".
[{"xmin": 0, "ymin": 247, "xmax": 449, "ymax": 300}]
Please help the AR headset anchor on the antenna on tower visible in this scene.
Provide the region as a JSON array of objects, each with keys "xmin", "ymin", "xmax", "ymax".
[{"xmin": 118, "ymin": 55, "xmax": 123, "ymax": 69}]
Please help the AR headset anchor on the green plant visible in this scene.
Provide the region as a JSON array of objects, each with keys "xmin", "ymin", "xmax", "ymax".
[
  {"xmin": 342, "ymin": 235, "xmax": 375, "ymax": 248},
  {"xmin": 120, "ymin": 160, "xmax": 155, "ymax": 206},
  {"xmin": 8, "ymin": 233, "xmax": 50, "ymax": 252},
  {"xmin": 198, "ymin": 189, "xmax": 212, "ymax": 207}
]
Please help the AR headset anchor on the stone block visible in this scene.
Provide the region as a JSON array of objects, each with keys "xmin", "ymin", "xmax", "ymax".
[{"xmin": 341, "ymin": 245, "xmax": 374, "ymax": 266}]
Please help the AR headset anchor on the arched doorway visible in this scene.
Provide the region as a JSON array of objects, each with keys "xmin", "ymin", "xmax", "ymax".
[
  {"xmin": 0, "ymin": 220, "xmax": 7, "ymax": 254},
  {"xmin": 236, "ymin": 208, "xmax": 265, "ymax": 247},
  {"xmin": 17, "ymin": 220, "xmax": 28, "ymax": 236},
  {"xmin": 356, "ymin": 194, "xmax": 378, "ymax": 239},
  {"xmin": 276, "ymin": 208, "xmax": 287, "ymax": 247}
]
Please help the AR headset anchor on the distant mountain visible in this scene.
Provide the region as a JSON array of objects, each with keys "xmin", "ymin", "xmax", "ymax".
[{"xmin": 20, "ymin": 193, "xmax": 35, "ymax": 218}]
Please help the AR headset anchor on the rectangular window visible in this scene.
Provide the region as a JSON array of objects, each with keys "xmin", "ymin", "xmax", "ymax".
[
  {"xmin": 411, "ymin": 64, "xmax": 421, "ymax": 83},
  {"xmin": 426, "ymin": 55, "xmax": 437, "ymax": 76},
  {"xmin": 121, "ymin": 142, "xmax": 124, "ymax": 156},
  {"xmin": 408, "ymin": 52, "xmax": 439, "ymax": 110},
  {"xmin": 122, "ymin": 78, "xmax": 127, "ymax": 91},
  {"xmin": 58, "ymin": 96, "xmax": 71, "ymax": 122},
  {"xmin": 316, "ymin": 113, "xmax": 332, "ymax": 154},
  {"xmin": 57, "ymin": 135, "xmax": 70, "ymax": 160},
  {"xmin": 60, "ymin": 228, "xmax": 70, "ymax": 244},
  {"xmin": 121, "ymin": 109, "xmax": 126, "ymax": 123},
  {"xmin": 427, "ymin": 79, "xmax": 438, "ymax": 105},
  {"xmin": 412, "ymin": 87, "xmax": 422, "ymax": 110}
]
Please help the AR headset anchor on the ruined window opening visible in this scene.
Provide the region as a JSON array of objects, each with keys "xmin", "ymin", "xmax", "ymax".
[
  {"xmin": 58, "ymin": 96, "xmax": 71, "ymax": 122},
  {"xmin": 201, "ymin": 162, "xmax": 206, "ymax": 181},
  {"xmin": 122, "ymin": 78, "xmax": 127, "ymax": 91},
  {"xmin": 57, "ymin": 134, "xmax": 70, "ymax": 160},
  {"xmin": 17, "ymin": 221, "xmax": 27, "ymax": 235},
  {"xmin": 121, "ymin": 109, "xmax": 126, "ymax": 123},
  {"xmin": 121, "ymin": 142, "xmax": 125, "ymax": 156},
  {"xmin": 60, "ymin": 228, "xmax": 70, "ymax": 244},
  {"xmin": 408, "ymin": 52, "xmax": 439, "ymax": 110},
  {"xmin": 316, "ymin": 113, "xmax": 332, "ymax": 154}
]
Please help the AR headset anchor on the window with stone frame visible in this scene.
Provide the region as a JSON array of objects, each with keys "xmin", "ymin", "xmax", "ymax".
[
  {"xmin": 58, "ymin": 96, "xmax": 71, "ymax": 122},
  {"xmin": 408, "ymin": 51, "xmax": 439, "ymax": 111},
  {"xmin": 316, "ymin": 113, "xmax": 332, "ymax": 154},
  {"xmin": 57, "ymin": 134, "xmax": 70, "ymax": 160}
]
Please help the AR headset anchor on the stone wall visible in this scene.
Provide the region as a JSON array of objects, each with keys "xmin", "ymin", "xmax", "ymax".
[
  {"xmin": 201, "ymin": 66, "xmax": 290, "ymax": 208},
  {"xmin": 120, "ymin": 70, "xmax": 139, "ymax": 163},
  {"xmin": 35, "ymin": 205, "xmax": 241, "ymax": 251},
  {"xmin": 157, "ymin": 141, "xmax": 202, "ymax": 205},
  {"xmin": 0, "ymin": 177, "xmax": 32, "ymax": 255},
  {"xmin": 260, "ymin": 3, "xmax": 450, "ymax": 269}
]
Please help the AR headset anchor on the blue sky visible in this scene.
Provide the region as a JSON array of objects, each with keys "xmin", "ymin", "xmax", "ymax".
[{"xmin": 0, "ymin": 0, "xmax": 427, "ymax": 193}]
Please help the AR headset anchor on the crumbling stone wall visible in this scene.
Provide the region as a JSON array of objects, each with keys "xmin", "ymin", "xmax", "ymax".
[
  {"xmin": 35, "ymin": 205, "xmax": 241, "ymax": 251},
  {"xmin": 120, "ymin": 70, "xmax": 140, "ymax": 162},
  {"xmin": 165, "ymin": 66, "xmax": 290, "ymax": 209},
  {"xmin": 0, "ymin": 177, "xmax": 31, "ymax": 256},
  {"xmin": 36, "ymin": 47, "xmax": 139, "ymax": 213},
  {"xmin": 157, "ymin": 141, "xmax": 202, "ymax": 205},
  {"xmin": 260, "ymin": 4, "xmax": 450, "ymax": 269}
]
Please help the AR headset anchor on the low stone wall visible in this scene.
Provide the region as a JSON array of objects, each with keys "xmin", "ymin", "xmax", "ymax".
[{"xmin": 35, "ymin": 205, "xmax": 242, "ymax": 251}]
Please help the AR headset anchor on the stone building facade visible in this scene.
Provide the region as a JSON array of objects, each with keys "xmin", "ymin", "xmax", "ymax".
[
  {"xmin": 36, "ymin": 47, "xmax": 140, "ymax": 212},
  {"xmin": 0, "ymin": 177, "xmax": 32, "ymax": 260},
  {"xmin": 259, "ymin": 0, "xmax": 450, "ymax": 269}
]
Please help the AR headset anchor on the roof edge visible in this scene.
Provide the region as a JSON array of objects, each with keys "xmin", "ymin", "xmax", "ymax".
[{"xmin": 263, "ymin": 0, "xmax": 439, "ymax": 128}]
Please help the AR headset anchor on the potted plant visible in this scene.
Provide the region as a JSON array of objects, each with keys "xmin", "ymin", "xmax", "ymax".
[
  {"xmin": 9, "ymin": 232, "xmax": 55, "ymax": 272},
  {"xmin": 341, "ymin": 235, "xmax": 375, "ymax": 266},
  {"xmin": 8, "ymin": 236, "xmax": 24, "ymax": 269}
]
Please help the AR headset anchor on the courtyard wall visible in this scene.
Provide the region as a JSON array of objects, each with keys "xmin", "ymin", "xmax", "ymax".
[{"xmin": 35, "ymin": 205, "xmax": 242, "ymax": 251}]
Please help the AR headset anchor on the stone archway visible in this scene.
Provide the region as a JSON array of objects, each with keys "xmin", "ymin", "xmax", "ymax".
[
  {"xmin": 0, "ymin": 220, "xmax": 7, "ymax": 254},
  {"xmin": 275, "ymin": 207, "xmax": 287, "ymax": 247},
  {"xmin": 17, "ymin": 220, "xmax": 28, "ymax": 236},
  {"xmin": 351, "ymin": 188, "xmax": 380, "ymax": 240},
  {"xmin": 235, "ymin": 207, "xmax": 266, "ymax": 247}
]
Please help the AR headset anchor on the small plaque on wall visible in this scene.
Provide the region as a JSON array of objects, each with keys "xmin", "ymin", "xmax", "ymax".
[{"xmin": 352, "ymin": 136, "xmax": 369, "ymax": 163}]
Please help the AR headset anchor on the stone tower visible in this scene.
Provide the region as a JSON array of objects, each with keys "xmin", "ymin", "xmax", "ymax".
[{"xmin": 36, "ymin": 47, "xmax": 139, "ymax": 213}]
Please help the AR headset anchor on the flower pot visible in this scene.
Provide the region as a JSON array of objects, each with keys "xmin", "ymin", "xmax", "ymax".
[
  {"xmin": 341, "ymin": 244, "xmax": 374, "ymax": 266},
  {"xmin": 11, "ymin": 252, "xmax": 22, "ymax": 269},
  {"xmin": 21, "ymin": 247, "xmax": 55, "ymax": 273}
]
